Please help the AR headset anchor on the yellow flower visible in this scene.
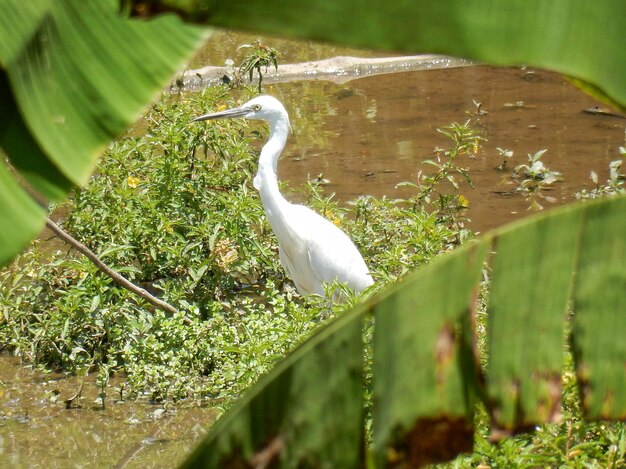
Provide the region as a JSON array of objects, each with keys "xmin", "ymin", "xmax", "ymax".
[
  {"xmin": 217, "ymin": 104, "xmax": 227, "ymax": 111},
  {"xmin": 458, "ymin": 194, "xmax": 470, "ymax": 208},
  {"xmin": 323, "ymin": 209, "xmax": 342, "ymax": 227},
  {"xmin": 127, "ymin": 176, "xmax": 141, "ymax": 188}
]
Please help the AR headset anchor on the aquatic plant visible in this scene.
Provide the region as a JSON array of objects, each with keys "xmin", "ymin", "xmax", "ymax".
[
  {"xmin": 496, "ymin": 147, "xmax": 514, "ymax": 171},
  {"xmin": 513, "ymin": 149, "xmax": 563, "ymax": 210},
  {"xmin": 576, "ymin": 148, "xmax": 625, "ymax": 200},
  {"xmin": 237, "ymin": 40, "xmax": 279, "ymax": 92}
]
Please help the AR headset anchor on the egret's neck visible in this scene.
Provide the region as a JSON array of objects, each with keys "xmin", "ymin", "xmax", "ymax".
[
  {"xmin": 259, "ymin": 118, "xmax": 289, "ymax": 175},
  {"xmin": 254, "ymin": 117, "xmax": 290, "ymax": 209}
]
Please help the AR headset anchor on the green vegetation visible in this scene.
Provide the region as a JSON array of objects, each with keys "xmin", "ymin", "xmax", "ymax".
[
  {"xmin": 2, "ymin": 1, "xmax": 625, "ymax": 466},
  {"xmin": 0, "ymin": 84, "xmax": 463, "ymax": 404}
]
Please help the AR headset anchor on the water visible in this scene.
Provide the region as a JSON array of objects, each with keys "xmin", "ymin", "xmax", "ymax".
[
  {"xmin": 0, "ymin": 355, "xmax": 216, "ymax": 468},
  {"xmin": 263, "ymin": 66, "xmax": 624, "ymax": 233},
  {"xmin": 2, "ymin": 31, "xmax": 625, "ymax": 467},
  {"xmin": 190, "ymin": 31, "xmax": 624, "ymax": 233}
]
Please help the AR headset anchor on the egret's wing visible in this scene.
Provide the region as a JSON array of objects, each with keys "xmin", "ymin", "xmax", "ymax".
[
  {"xmin": 302, "ymin": 211, "xmax": 373, "ymax": 293},
  {"xmin": 275, "ymin": 205, "xmax": 324, "ymax": 295},
  {"xmin": 278, "ymin": 241, "xmax": 312, "ymax": 295},
  {"xmin": 275, "ymin": 204, "xmax": 372, "ymax": 296}
]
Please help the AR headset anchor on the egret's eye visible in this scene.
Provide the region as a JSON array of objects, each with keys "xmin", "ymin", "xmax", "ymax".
[{"xmin": 252, "ymin": 104, "xmax": 262, "ymax": 111}]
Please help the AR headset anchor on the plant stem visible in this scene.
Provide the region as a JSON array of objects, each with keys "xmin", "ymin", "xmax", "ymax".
[{"xmin": 45, "ymin": 217, "xmax": 189, "ymax": 323}]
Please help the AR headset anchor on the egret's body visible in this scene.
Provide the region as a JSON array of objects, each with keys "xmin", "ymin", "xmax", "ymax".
[{"xmin": 193, "ymin": 96, "xmax": 373, "ymax": 298}]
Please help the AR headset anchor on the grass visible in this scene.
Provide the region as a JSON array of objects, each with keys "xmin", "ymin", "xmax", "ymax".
[{"xmin": 1, "ymin": 82, "xmax": 624, "ymax": 466}]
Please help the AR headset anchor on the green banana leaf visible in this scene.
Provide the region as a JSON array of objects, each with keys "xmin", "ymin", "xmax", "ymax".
[
  {"xmin": 0, "ymin": 0, "xmax": 208, "ymax": 265},
  {"xmin": 136, "ymin": 0, "xmax": 626, "ymax": 112}
]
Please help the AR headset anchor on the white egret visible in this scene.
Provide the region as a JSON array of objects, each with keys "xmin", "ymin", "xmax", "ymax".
[{"xmin": 193, "ymin": 95, "xmax": 374, "ymax": 299}]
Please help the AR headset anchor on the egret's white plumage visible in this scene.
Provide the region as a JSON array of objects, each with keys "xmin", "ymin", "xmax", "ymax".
[{"xmin": 193, "ymin": 96, "xmax": 373, "ymax": 299}]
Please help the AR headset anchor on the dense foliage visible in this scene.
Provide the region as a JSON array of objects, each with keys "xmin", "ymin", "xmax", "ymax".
[{"xmin": 0, "ymin": 85, "xmax": 461, "ymax": 402}]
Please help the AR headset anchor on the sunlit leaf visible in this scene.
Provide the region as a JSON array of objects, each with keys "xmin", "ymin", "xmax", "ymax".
[
  {"xmin": 487, "ymin": 208, "xmax": 580, "ymax": 429},
  {"xmin": 373, "ymin": 240, "xmax": 489, "ymax": 466},
  {"xmin": 572, "ymin": 195, "xmax": 626, "ymax": 419},
  {"xmin": 0, "ymin": 0, "xmax": 208, "ymax": 265},
  {"xmin": 0, "ymin": 158, "xmax": 45, "ymax": 266}
]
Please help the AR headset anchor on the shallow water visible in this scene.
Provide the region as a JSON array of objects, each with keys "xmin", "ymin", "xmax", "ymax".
[
  {"xmin": 2, "ymin": 31, "xmax": 625, "ymax": 467},
  {"xmin": 0, "ymin": 355, "xmax": 216, "ymax": 468},
  {"xmin": 264, "ymin": 66, "xmax": 624, "ymax": 233},
  {"xmin": 190, "ymin": 31, "xmax": 625, "ymax": 234}
]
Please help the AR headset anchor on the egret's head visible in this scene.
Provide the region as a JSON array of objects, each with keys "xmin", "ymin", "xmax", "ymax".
[{"xmin": 192, "ymin": 95, "xmax": 289, "ymax": 127}]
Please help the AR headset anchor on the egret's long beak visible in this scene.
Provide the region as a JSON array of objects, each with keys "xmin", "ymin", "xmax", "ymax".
[{"xmin": 192, "ymin": 106, "xmax": 251, "ymax": 122}]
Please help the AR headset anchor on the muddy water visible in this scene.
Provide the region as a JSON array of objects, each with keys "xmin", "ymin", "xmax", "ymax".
[
  {"xmin": 261, "ymin": 66, "xmax": 625, "ymax": 233},
  {"xmin": 0, "ymin": 355, "xmax": 216, "ymax": 468},
  {"xmin": 190, "ymin": 31, "xmax": 625, "ymax": 233}
]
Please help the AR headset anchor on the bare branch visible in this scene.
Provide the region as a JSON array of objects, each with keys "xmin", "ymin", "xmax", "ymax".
[
  {"xmin": 45, "ymin": 217, "xmax": 191, "ymax": 324},
  {"xmin": 173, "ymin": 55, "xmax": 474, "ymax": 91}
]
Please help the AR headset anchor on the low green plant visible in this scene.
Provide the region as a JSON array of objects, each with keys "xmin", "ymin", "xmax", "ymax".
[
  {"xmin": 0, "ymin": 85, "xmax": 459, "ymax": 404},
  {"xmin": 397, "ymin": 120, "xmax": 481, "ymax": 245},
  {"xmin": 513, "ymin": 149, "xmax": 563, "ymax": 210},
  {"xmin": 576, "ymin": 148, "xmax": 625, "ymax": 200}
]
